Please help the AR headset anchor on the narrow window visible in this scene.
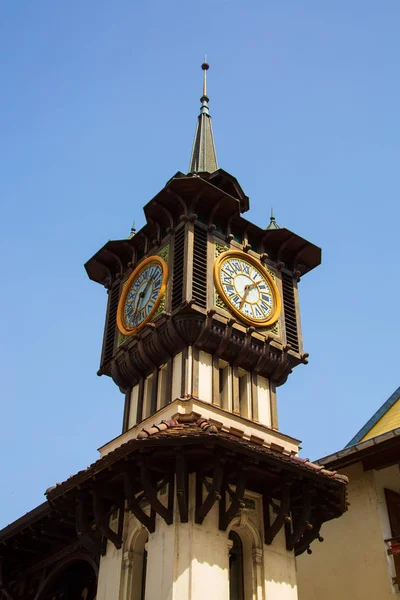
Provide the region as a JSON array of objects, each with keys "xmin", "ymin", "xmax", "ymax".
[
  {"xmin": 157, "ymin": 363, "xmax": 168, "ymax": 409},
  {"xmin": 140, "ymin": 547, "xmax": 148, "ymax": 600},
  {"xmin": 229, "ymin": 531, "xmax": 244, "ymax": 600},
  {"xmin": 142, "ymin": 374, "xmax": 153, "ymax": 419},
  {"xmin": 238, "ymin": 370, "xmax": 251, "ymax": 419}
]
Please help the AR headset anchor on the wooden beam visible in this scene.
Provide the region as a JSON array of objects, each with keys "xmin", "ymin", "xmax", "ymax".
[
  {"xmin": 139, "ymin": 457, "xmax": 173, "ymax": 525},
  {"xmin": 176, "ymin": 454, "xmax": 188, "ymax": 523},
  {"xmin": 196, "ymin": 457, "xmax": 224, "ymax": 524},
  {"xmin": 286, "ymin": 487, "xmax": 312, "ymax": 551},
  {"xmin": 75, "ymin": 495, "xmax": 105, "ymax": 557},
  {"xmin": 265, "ymin": 482, "xmax": 291, "ymax": 545},
  {"xmin": 294, "ymin": 519, "xmax": 323, "ymax": 557},
  {"xmin": 123, "ymin": 472, "xmax": 155, "ymax": 533},
  {"xmin": 91, "ymin": 491, "xmax": 122, "ymax": 550},
  {"xmin": 219, "ymin": 466, "xmax": 247, "ymax": 531}
]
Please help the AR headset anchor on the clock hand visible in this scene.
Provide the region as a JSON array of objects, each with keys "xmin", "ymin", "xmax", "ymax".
[
  {"xmin": 130, "ymin": 290, "xmax": 145, "ymax": 326},
  {"xmin": 239, "ymin": 285, "xmax": 250, "ymax": 309},
  {"xmin": 247, "ymin": 280, "xmax": 262, "ymax": 291}
]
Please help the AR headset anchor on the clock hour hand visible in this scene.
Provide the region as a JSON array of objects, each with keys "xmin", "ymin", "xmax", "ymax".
[{"xmin": 239, "ymin": 285, "xmax": 251, "ymax": 309}]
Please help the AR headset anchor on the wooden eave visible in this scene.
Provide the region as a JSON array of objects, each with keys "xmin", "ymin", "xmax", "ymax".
[
  {"xmin": 317, "ymin": 429, "xmax": 400, "ymax": 472},
  {"xmin": 263, "ymin": 227, "xmax": 321, "ymax": 275},
  {"xmin": 47, "ymin": 432, "xmax": 346, "ymax": 513},
  {"xmin": 143, "ymin": 173, "xmax": 242, "ymax": 224},
  {"xmin": 0, "ymin": 501, "xmax": 78, "ymax": 577},
  {"xmin": 0, "ymin": 502, "xmax": 50, "ymax": 544}
]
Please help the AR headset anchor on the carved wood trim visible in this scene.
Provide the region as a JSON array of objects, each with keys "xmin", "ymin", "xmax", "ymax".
[
  {"xmin": 264, "ymin": 482, "xmax": 291, "ymax": 545},
  {"xmin": 286, "ymin": 487, "xmax": 313, "ymax": 551},
  {"xmin": 91, "ymin": 491, "xmax": 122, "ymax": 550},
  {"xmin": 139, "ymin": 457, "xmax": 173, "ymax": 525},
  {"xmin": 123, "ymin": 471, "xmax": 155, "ymax": 533},
  {"xmin": 195, "ymin": 456, "xmax": 224, "ymax": 524},
  {"xmin": 219, "ymin": 465, "xmax": 247, "ymax": 531},
  {"xmin": 75, "ymin": 494, "xmax": 105, "ymax": 557},
  {"xmin": 294, "ymin": 518, "xmax": 323, "ymax": 556}
]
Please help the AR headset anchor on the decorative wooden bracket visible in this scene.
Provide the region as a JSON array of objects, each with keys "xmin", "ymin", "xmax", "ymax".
[
  {"xmin": 91, "ymin": 490, "xmax": 122, "ymax": 550},
  {"xmin": 139, "ymin": 457, "xmax": 174, "ymax": 525},
  {"xmin": 219, "ymin": 465, "xmax": 247, "ymax": 531},
  {"xmin": 264, "ymin": 482, "xmax": 291, "ymax": 545},
  {"xmin": 176, "ymin": 453, "xmax": 189, "ymax": 523},
  {"xmin": 76, "ymin": 494, "xmax": 105, "ymax": 557},
  {"xmin": 286, "ymin": 487, "xmax": 313, "ymax": 551},
  {"xmin": 123, "ymin": 471, "xmax": 155, "ymax": 533},
  {"xmin": 195, "ymin": 455, "xmax": 224, "ymax": 524},
  {"xmin": 294, "ymin": 518, "xmax": 323, "ymax": 556},
  {"xmin": 0, "ymin": 556, "xmax": 20, "ymax": 600}
]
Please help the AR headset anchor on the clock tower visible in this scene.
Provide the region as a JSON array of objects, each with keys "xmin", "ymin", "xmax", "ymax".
[{"xmin": 46, "ymin": 63, "xmax": 348, "ymax": 600}]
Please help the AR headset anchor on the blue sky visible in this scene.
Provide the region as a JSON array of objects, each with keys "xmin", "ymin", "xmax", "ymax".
[{"xmin": 1, "ymin": 1, "xmax": 400, "ymax": 528}]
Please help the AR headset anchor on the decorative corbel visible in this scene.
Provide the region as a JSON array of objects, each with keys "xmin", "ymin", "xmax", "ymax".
[
  {"xmin": 286, "ymin": 487, "xmax": 313, "ymax": 551},
  {"xmin": 139, "ymin": 457, "xmax": 173, "ymax": 525},
  {"xmin": 195, "ymin": 455, "xmax": 225, "ymax": 524},
  {"xmin": 76, "ymin": 493, "xmax": 105, "ymax": 557},
  {"xmin": 294, "ymin": 518, "xmax": 323, "ymax": 557},
  {"xmin": 123, "ymin": 471, "xmax": 155, "ymax": 533},
  {"xmin": 91, "ymin": 490, "xmax": 122, "ymax": 550},
  {"xmin": 233, "ymin": 327, "xmax": 255, "ymax": 365},
  {"xmin": 219, "ymin": 465, "xmax": 247, "ymax": 531},
  {"xmin": 215, "ymin": 318, "xmax": 236, "ymax": 358},
  {"xmin": 264, "ymin": 481, "xmax": 291, "ymax": 545}
]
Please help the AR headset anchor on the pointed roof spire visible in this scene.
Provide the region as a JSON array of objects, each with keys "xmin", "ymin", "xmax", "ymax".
[
  {"xmin": 266, "ymin": 207, "xmax": 280, "ymax": 230},
  {"xmin": 189, "ymin": 58, "xmax": 218, "ymax": 174}
]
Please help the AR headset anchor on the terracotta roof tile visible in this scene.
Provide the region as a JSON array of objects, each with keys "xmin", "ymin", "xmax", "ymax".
[{"xmin": 46, "ymin": 414, "xmax": 348, "ymax": 498}]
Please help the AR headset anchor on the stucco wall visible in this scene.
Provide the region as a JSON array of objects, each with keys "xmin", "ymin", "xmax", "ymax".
[
  {"xmin": 96, "ymin": 474, "xmax": 299, "ymax": 599},
  {"xmin": 296, "ymin": 462, "xmax": 399, "ymax": 600}
]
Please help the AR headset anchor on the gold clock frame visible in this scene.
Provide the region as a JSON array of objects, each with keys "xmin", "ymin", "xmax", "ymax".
[
  {"xmin": 214, "ymin": 250, "xmax": 281, "ymax": 327},
  {"xmin": 117, "ymin": 255, "xmax": 168, "ymax": 336}
]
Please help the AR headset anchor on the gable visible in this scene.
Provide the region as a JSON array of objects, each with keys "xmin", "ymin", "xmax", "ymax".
[
  {"xmin": 347, "ymin": 386, "xmax": 400, "ymax": 446},
  {"xmin": 360, "ymin": 396, "xmax": 400, "ymax": 442}
]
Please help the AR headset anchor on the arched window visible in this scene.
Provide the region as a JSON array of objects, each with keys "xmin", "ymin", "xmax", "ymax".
[
  {"xmin": 229, "ymin": 531, "xmax": 244, "ymax": 600},
  {"xmin": 227, "ymin": 515, "xmax": 264, "ymax": 600},
  {"xmin": 124, "ymin": 525, "xmax": 149, "ymax": 600}
]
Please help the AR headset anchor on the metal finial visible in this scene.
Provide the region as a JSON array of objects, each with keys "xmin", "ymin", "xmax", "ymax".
[
  {"xmin": 266, "ymin": 207, "xmax": 280, "ymax": 230},
  {"xmin": 201, "ymin": 58, "xmax": 209, "ymax": 100},
  {"xmin": 127, "ymin": 218, "xmax": 136, "ymax": 239}
]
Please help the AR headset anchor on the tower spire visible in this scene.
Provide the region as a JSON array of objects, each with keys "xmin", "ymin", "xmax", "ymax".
[
  {"xmin": 266, "ymin": 207, "xmax": 280, "ymax": 230},
  {"xmin": 189, "ymin": 59, "xmax": 218, "ymax": 173}
]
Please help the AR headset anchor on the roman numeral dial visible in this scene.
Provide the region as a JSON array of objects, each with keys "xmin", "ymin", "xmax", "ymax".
[
  {"xmin": 117, "ymin": 255, "xmax": 168, "ymax": 336},
  {"xmin": 214, "ymin": 250, "xmax": 281, "ymax": 328}
]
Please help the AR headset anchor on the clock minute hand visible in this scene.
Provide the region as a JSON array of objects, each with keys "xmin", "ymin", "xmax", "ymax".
[{"xmin": 247, "ymin": 280, "xmax": 262, "ymax": 291}]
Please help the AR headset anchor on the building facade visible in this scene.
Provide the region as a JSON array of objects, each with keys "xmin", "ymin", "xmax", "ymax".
[
  {"xmin": 0, "ymin": 64, "xmax": 348, "ymax": 600},
  {"xmin": 297, "ymin": 386, "xmax": 400, "ymax": 600}
]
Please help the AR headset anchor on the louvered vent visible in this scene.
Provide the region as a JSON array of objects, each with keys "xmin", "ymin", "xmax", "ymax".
[
  {"xmin": 101, "ymin": 283, "xmax": 120, "ymax": 368},
  {"xmin": 192, "ymin": 224, "xmax": 207, "ymax": 308},
  {"xmin": 171, "ymin": 226, "xmax": 185, "ymax": 310},
  {"xmin": 281, "ymin": 272, "xmax": 299, "ymax": 353}
]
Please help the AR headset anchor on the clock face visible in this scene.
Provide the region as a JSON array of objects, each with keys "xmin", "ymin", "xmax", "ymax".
[
  {"xmin": 214, "ymin": 251, "xmax": 281, "ymax": 327},
  {"xmin": 117, "ymin": 256, "xmax": 168, "ymax": 336}
]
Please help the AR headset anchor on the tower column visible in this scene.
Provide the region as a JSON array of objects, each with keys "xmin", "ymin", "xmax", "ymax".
[{"xmin": 145, "ymin": 475, "xmax": 230, "ymax": 600}]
